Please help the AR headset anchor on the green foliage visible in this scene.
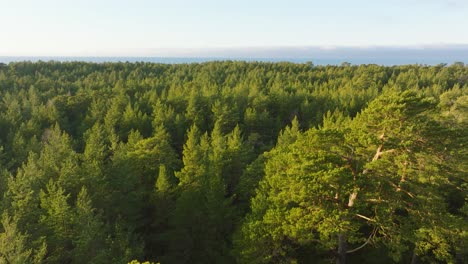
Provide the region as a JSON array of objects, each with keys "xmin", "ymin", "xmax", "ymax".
[
  {"xmin": 128, "ymin": 260, "xmax": 159, "ymax": 264},
  {"xmin": 0, "ymin": 213, "xmax": 34, "ymax": 264},
  {"xmin": 72, "ymin": 187, "xmax": 109, "ymax": 263},
  {"xmin": 155, "ymin": 165, "xmax": 172, "ymax": 192},
  {"xmin": 0, "ymin": 61, "xmax": 466, "ymax": 263},
  {"xmin": 234, "ymin": 90, "xmax": 467, "ymax": 263},
  {"xmin": 39, "ymin": 180, "xmax": 74, "ymax": 263}
]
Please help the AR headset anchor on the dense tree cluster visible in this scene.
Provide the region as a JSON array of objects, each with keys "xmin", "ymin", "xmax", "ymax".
[{"xmin": 0, "ymin": 61, "xmax": 466, "ymax": 263}]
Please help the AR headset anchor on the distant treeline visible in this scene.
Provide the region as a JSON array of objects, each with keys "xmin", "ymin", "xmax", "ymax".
[{"xmin": 0, "ymin": 61, "xmax": 466, "ymax": 263}]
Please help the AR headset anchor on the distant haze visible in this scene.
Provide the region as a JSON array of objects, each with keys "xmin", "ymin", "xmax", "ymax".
[
  {"xmin": 139, "ymin": 45, "xmax": 468, "ymax": 61},
  {"xmin": 1, "ymin": 45, "xmax": 467, "ymax": 65}
]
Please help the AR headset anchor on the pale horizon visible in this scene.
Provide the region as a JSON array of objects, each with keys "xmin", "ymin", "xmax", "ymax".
[{"xmin": 2, "ymin": 44, "xmax": 468, "ymax": 60}]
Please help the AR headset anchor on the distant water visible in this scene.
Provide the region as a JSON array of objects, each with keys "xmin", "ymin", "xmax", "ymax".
[{"xmin": 0, "ymin": 56, "xmax": 467, "ymax": 66}]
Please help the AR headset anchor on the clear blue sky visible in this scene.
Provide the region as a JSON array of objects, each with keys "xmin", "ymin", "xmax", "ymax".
[{"xmin": 1, "ymin": 0, "xmax": 467, "ymax": 56}]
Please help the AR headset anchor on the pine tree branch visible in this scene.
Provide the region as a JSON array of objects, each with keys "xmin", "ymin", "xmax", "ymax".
[
  {"xmin": 346, "ymin": 227, "xmax": 377, "ymax": 254},
  {"xmin": 355, "ymin": 213, "xmax": 376, "ymax": 222}
]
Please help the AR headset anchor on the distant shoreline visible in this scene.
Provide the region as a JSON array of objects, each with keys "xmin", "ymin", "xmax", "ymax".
[{"xmin": 1, "ymin": 56, "xmax": 467, "ymax": 66}]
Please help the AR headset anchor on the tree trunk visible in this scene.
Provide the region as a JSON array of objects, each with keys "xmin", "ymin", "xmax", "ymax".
[
  {"xmin": 410, "ymin": 250, "xmax": 419, "ymax": 264},
  {"xmin": 336, "ymin": 233, "xmax": 347, "ymax": 264}
]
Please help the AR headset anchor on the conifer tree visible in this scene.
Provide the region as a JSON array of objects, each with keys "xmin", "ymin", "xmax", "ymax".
[
  {"xmin": 175, "ymin": 124, "xmax": 203, "ymax": 185},
  {"xmin": 235, "ymin": 90, "xmax": 466, "ymax": 263},
  {"xmin": 39, "ymin": 180, "xmax": 73, "ymax": 263},
  {"xmin": 82, "ymin": 122, "xmax": 111, "ymax": 211},
  {"xmin": 1, "ymin": 61, "xmax": 467, "ymax": 263},
  {"xmin": 0, "ymin": 213, "xmax": 33, "ymax": 264},
  {"xmin": 72, "ymin": 187, "xmax": 109, "ymax": 263}
]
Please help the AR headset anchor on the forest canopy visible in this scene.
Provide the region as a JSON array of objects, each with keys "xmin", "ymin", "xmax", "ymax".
[{"xmin": 0, "ymin": 61, "xmax": 466, "ymax": 264}]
